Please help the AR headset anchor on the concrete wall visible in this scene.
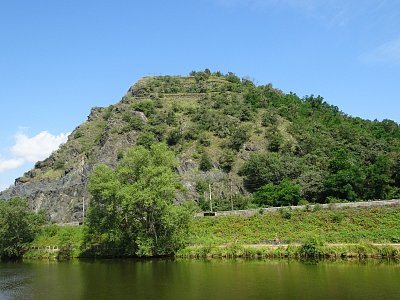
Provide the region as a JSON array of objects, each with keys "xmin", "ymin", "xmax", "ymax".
[{"xmin": 195, "ymin": 199, "xmax": 400, "ymax": 217}]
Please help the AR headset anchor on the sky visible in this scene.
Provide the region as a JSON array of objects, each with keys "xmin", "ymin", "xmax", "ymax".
[{"xmin": 1, "ymin": 0, "xmax": 400, "ymax": 190}]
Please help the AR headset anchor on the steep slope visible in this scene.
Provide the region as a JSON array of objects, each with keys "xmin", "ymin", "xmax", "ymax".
[{"xmin": 1, "ymin": 71, "xmax": 399, "ymax": 222}]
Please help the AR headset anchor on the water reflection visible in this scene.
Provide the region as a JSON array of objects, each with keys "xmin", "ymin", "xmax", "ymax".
[{"xmin": 1, "ymin": 259, "xmax": 400, "ymax": 299}]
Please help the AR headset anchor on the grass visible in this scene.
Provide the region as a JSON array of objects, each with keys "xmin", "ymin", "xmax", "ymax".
[
  {"xmin": 24, "ymin": 225, "xmax": 84, "ymax": 259},
  {"xmin": 187, "ymin": 206, "xmax": 400, "ymax": 245},
  {"xmin": 25, "ymin": 205, "xmax": 400, "ymax": 259},
  {"xmin": 175, "ymin": 243, "xmax": 400, "ymax": 259}
]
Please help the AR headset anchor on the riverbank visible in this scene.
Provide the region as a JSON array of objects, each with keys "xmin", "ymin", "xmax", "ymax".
[
  {"xmin": 23, "ymin": 205, "xmax": 400, "ymax": 260},
  {"xmin": 176, "ymin": 243, "xmax": 400, "ymax": 259}
]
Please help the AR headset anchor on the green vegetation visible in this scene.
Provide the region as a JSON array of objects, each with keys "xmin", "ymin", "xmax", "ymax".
[
  {"xmin": 176, "ymin": 243, "xmax": 400, "ymax": 259},
  {"xmin": 254, "ymin": 179, "xmax": 301, "ymax": 206},
  {"xmin": 0, "ymin": 198, "xmax": 45, "ymax": 259},
  {"xmin": 16, "ymin": 204, "xmax": 400, "ymax": 260},
  {"xmin": 3, "ymin": 70, "xmax": 400, "ymax": 260},
  {"xmin": 24, "ymin": 225, "xmax": 84, "ymax": 259},
  {"xmin": 83, "ymin": 143, "xmax": 192, "ymax": 257},
  {"xmin": 187, "ymin": 206, "xmax": 400, "ymax": 245},
  {"xmin": 16, "ymin": 70, "xmax": 400, "ymax": 214}
]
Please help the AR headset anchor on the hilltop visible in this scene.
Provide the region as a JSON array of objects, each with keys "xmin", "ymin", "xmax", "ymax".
[{"xmin": 1, "ymin": 70, "xmax": 399, "ymax": 222}]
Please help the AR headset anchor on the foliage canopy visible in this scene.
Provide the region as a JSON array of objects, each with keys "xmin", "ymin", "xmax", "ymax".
[{"xmin": 85, "ymin": 143, "xmax": 191, "ymax": 257}]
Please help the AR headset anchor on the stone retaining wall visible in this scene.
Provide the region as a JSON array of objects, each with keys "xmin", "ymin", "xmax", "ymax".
[{"xmin": 195, "ymin": 199, "xmax": 400, "ymax": 217}]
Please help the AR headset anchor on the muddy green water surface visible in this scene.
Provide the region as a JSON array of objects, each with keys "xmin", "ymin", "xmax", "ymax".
[{"xmin": 1, "ymin": 259, "xmax": 399, "ymax": 299}]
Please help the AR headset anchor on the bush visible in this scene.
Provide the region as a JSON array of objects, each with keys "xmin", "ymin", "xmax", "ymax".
[
  {"xmin": 279, "ymin": 207, "xmax": 293, "ymax": 220},
  {"xmin": 225, "ymin": 72, "xmax": 241, "ymax": 84},
  {"xmin": 254, "ymin": 179, "xmax": 302, "ymax": 207},
  {"xmin": 228, "ymin": 126, "xmax": 250, "ymax": 151},
  {"xmin": 299, "ymin": 237, "xmax": 324, "ymax": 258},
  {"xmin": 122, "ymin": 113, "xmax": 145, "ymax": 131},
  {"xmin": 137, "ymin": 132, "xmax": 156, "ymax": 149},
  {"xmin": 199, "ymin": 152, "xmax": 213, "ymax": 172},
  {"xmin": 132, "ymin": 100, "xmax": 155, "ymax": 116},
  {"xmin": 218, "ymin": 149, "xmax": 236, "ymax": 173},
  {"xmin": 167, "ymin": 129, "xmax": 182, "ymax": 146}
]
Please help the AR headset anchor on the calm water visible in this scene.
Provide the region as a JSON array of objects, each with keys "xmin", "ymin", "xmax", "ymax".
[{"xmin": 1, "ymin": 259, "xmax": 400, "ymax": 299}]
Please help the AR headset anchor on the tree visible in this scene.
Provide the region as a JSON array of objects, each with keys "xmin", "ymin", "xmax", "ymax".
[
  {"xmin": 85, "ymin": 143, "xmax": 191, "ymax": 257},
  {"xmin": 254, "ymin": 179, "xmax": 302, "ymax": 207},
  {"xmin": 0, "ymin": 198, "xmax": 45, "ymax": 259},
  {"xmin": 363, "ymin": 156, "xmax": 392, "ymax": 200},
  {"xmin": 295, "ymin": 169, "xmax": 326, "ymax": 203},
  {"xmin": 219, "ymin": 149, "xmax": 236, "ymax": 173},
  {"xmin": 239, "ymin": 152, "xmax": 299, "ymax": 192},
  {"xmin": 228, "ymin": 125, "xmax": 250, "ymax": 151},
  {"xmin": 199, "ymin": 152, "xmax": 213, "ymax": 172},
  {"xmin": 324, "ymin": 149, "xmax": 364, "ymax": 201}
]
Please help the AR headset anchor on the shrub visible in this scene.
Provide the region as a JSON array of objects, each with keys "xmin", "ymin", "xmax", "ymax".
[
  {"xmin": 225, "ymin": 72, "xmax": 241, "ymax": 84},
  {"xmin": 137, "ymin": 132, "xmax": 156, "ymax": 149},
  {"xmin": 331, "ymin": 212, "xmax": 344, "ymax": 223},
  {"xmin": 279, "ymin": 207, "xmax": 293, "ymax": 220},
  {"xmin": 167, "ymin": 129, "xmax": 182, "ymax": 146},
  {"xmin": 228, "ymin": 126, "xmax": 250, "ymax": 151},
  {"xmin": 199, "ymin": 152, "xmax": 213, "ymax": 172},
  {"xmin": 132, "ymin": 100, "xmax": 155, "ymax": 116},
  {"xmin": 199, "ymin": 132, "xmax": 211, "ymax": 146},
  {"xmin": 254, "ymin": 179, "xmax": 302, "ymax": 207},
  {"xmin": 299, "ymin": 237, "xmax": 324, "ymax": 258},
  {"xmin": 218, "ymin": 149, "xmax": 236, "ymax": 173},
  {"xmin": 54, "ymin": 160, "xmax": 65, "ymax": 170}
]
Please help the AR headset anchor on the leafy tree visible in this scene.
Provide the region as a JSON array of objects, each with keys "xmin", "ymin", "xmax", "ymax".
[
  {"xmin": 254, "ymin": 179, "xmax": 302, "ymax": 207},
  {"xmin": 239, "ymin": 152, "xmax": 299, "ymax": 192},
  {"xmin": 166, "ymin": 110, "xmax": 177, "ymax": 126},
  {"xmin": 324, "ymin": 149, "xmax": 364, "ymax": 201},
  {"xmin": 267, "ymin": 130, "xmax": 284, "ymax": 152},
  {"xmin": 244, "ymin": 87, "xmax": 264, "ymax": 108},
  {"xmin": 228, "ymin": 125, "xmax": 250, "ymax": 151},
  {"xmin": 295, "ymin": 169, "xmax": 326, "ymax": 203},
  {"xmin": 363, "ymin": 156, "xmax": 393, "ymax": 199},
  {"xmin": 194, "ymin": 71, "xmax": 210, "ymax": 82},
  {"xmin": 391, "ymin": 153, "xmax": 400, "ymax": 187},
  {"xmin": 85, "ymin": 143, "xmax": 191, "ymax": 257},
  {"xmin": 0, "ymin": 198, "xmax": 45, "ymax": 259}
]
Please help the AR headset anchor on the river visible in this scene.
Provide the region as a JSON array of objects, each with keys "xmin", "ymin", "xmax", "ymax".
[{"xmin": 1, "ymin": 259, "xmax": 400, "ymax": 299}]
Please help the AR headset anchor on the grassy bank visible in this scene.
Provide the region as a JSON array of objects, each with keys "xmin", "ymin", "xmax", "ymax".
[
  {"xmin": 188, "ymin": 206, "xmax": 400, "ymax": 245},
  {"xmin": 176, "ymin": 243, "xmax": 400, "ymax": 259},
  {"xmin": 25, "ymin": 205, "xmax": 400, "ymax": 259},
  {"xmin": 24, "ymin": 225, "xmax": 83, "ymax": 259}
]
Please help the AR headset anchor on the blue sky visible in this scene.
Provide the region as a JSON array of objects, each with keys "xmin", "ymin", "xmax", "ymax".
[{"xmin": 1, "ymin": 0, "xmax": 400, "ymax": 190}]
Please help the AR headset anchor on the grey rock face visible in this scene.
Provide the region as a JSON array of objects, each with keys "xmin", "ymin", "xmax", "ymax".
[{"xmin": 0, "ymin": 76, "xmax": 248, "ymax": 223}]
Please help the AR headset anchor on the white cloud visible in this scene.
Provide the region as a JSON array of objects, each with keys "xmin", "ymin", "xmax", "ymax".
[
  {"xmin": 11, "ymin": 131, "xmax": 69, "ymax": 163},
  {"xmin": 0, "ymin": 158, "xmax": 24, "ymax": 172},
  {"xmin": 0, "ymin": 130, "xmax": 69, "ymax": 174},
  {"xmin": 361, "ymin": 37, "xmax": 400, "ymax": 65}
]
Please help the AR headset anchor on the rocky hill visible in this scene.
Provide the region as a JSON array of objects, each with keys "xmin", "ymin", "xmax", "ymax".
[{"xmin": 1, "ymin": 71, "xmax": 399, "ymax": 222}]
